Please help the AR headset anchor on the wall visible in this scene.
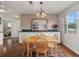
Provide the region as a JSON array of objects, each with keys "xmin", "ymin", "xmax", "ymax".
[
  {"xmin": 59, "ymin": 2, "xmax": 79, "ymax": 55},
  {"xmin": 11, "ymin": 18, "xmax": 20, "ymax": 37},
  {"xmin": 47, "ymin": 14, "xmax": 59, "ymax": 30},
  {"xmin": 20, "ymin": 14, "xmax": 59, "ymax": 30}
]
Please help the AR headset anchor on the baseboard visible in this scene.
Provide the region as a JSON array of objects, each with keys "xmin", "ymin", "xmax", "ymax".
[{"xmin": 61, "ymin": 43, "xmax": 79, "ymax": 56}]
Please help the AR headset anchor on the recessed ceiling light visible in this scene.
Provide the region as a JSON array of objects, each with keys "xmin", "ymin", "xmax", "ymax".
[
  {"xmin": 13, "ymin": 15, "xmax": 20, "ymax": 18},
  {"xmin": 0, "ymin": 15, "xmax": 2, "ymax": 17},
  {"xmin": 0, "ymin": 2, "xmax": 7, "ymax": 13}
]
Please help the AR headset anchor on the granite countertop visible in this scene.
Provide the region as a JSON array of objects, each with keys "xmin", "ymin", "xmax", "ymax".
[{"xmin": 19, "ymin": 29, "xmax": 59, "ymax": 32}]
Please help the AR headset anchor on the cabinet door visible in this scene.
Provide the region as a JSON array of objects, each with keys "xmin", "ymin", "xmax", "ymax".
[
  {"xmin": 19, "ymin": 33, "xmax": 27, "ymax": 43},
  {"xmin": 20, "ymin": 14, "xmax": 32, "ymax": 30},
  {"xmin": 0, "ymin": 32, "xmax": 3, "ymax": 45}
]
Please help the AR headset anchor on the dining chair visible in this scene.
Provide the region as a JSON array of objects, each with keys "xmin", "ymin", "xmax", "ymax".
[
  {"xmin": 54, "ymin": 34, "xmax": 58, "ymax": 41},
  {"xmin": 21, "ymin": 36, "xmax": 35, "ymax": 57},
  {"xmin": 46, "ymin": 36, "xmax": 58, "ymax": 57},
  {"xmin": 35, "ymin": 34, "xmax": 48, "ymax": 57},
  {"xmin": 53, "ymin": 34, "xmax": 58, "ymax": 56},
  {"xmin": 27, "ymin": 36, "xmax": 37, "ymax": 57},
  {"xmin": 21, "ymin": 40, "xmax": 27, "ymax": 56}
]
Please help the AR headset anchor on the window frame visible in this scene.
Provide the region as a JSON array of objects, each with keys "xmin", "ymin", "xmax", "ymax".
[{"xmin": 64, "ymin": 11, "xmax": 77, "ymax": 34}]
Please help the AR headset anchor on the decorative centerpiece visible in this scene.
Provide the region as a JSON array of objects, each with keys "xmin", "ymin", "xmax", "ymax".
[
  {"xmin": 52, "ymin": 24, "xmax": 58, "ymax": 31},
  {"xmin": 0, "ymin": 17, "xmax": 2, "ymax": 24}
]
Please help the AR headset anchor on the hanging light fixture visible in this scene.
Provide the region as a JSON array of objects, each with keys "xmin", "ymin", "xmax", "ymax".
[
  {"xmin": 0, "ymin": 2, "xmax": 7, "ymax": 12},
  {"xmin": 36, "ymin": 2, "xmax": 47, "ymax": 18}
]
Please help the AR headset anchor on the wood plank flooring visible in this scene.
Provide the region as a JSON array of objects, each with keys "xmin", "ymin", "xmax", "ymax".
[
  {"xmin": 58, "ymin": 44, "xmax": 78, "ymax": 57},
  {"xmin": 0, "ymin": 37, "xmax": 78, "ymax": 57}
]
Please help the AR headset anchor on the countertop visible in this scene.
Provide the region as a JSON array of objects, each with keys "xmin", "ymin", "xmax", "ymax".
[{"xmin": 19, "ymin": 30, "xmax": 59, "ymax": 32}]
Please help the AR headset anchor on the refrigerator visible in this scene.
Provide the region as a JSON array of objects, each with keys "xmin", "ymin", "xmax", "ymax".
[{"xmin": 0, "ymin": 17, "xmax": 3, "ymax": 45}]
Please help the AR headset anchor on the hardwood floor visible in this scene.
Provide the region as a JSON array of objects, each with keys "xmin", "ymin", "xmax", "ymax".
[
  {"xmin": 58, "ymin": 44, "xmax": 78, "ymax": 57},
  {"xmin": 0, "ymin": 37, "xmax": 78, "ymax": 57}
]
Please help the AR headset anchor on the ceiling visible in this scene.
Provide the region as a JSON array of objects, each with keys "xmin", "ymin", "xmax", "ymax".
[{"xmin": 0, "ymin": 1, "xmax": 76, "ymax": 17}]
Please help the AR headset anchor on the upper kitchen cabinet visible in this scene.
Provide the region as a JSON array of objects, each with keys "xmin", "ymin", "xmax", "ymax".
[{"xmin": 20, "ymin": 14, "xmax": 33, "ymax": 30}]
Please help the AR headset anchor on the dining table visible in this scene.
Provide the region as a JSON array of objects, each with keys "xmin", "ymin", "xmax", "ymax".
[{"xmin": 23, "ymin": 35, "xmax": 58, "ymax": 57}]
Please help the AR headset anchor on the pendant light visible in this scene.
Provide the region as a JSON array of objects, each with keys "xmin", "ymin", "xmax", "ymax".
[{"xmin": 36, "ymin": 2, "xmax": 47, "ymax": 18}]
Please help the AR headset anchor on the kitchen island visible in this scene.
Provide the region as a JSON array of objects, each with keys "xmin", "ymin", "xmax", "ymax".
[{"xmin": 19, "ymin": 30, "xmax": 61, "ymax": 44}]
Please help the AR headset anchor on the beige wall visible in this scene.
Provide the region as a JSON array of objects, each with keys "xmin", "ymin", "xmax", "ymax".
[
  {"xmin": 20, "ymin": 14, "xmax": 59, "ymax": 30},
  {"xmin": 47, "ymin": 14, "xmax": 59, "ymax": 30}
]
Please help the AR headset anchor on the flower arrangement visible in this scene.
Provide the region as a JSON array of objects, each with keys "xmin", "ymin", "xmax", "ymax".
[
  {"xmin": 52, "ymin": 24, "xmax": 58, "ymax": 28},
  {"xmin": 52, "ymin": 24, "xmax": 58, "ymax": 31},
  {"xmin": 0, "ymin": 17, "xmax": 2, "ymax": 24}
]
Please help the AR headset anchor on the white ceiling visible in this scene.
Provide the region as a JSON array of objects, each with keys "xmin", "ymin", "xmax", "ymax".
[{"xmin": 0, "ymin": 1, "xmax": 76, "ymax": 16}]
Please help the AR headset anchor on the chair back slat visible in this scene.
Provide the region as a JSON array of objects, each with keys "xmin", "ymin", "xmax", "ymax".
[{"xmin": 36, "ymin": 34, "xmax": 48, "ymax": 53}]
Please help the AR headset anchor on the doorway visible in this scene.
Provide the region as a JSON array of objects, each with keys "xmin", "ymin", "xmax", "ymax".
[{"xmin": 3, "ymin": 20, "xmax": 12, "ymax": 39}]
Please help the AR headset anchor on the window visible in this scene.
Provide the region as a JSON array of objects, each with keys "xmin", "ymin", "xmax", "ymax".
[{"xmin": 67, "ymin": 12, "xmax": 77, "ymax": 33}]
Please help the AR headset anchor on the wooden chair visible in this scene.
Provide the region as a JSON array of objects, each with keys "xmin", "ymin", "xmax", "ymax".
[
  {"xmin": 46, "ymin": 36, "xmax": 58, "ymax": 57},
  {"xmin": 53, "ymin": 34, "xmax": 58, "ymax": 56},
  {"xmin": 21, "ymin": 40, "xmax": 27, "ymax": 56},
  {"xmin": 27, "ymin": 36, "xmax": 37, "ymax": 57},
  {"xmin": 35, "ymin": 34, "xmax": 48, "ymax": 57}
]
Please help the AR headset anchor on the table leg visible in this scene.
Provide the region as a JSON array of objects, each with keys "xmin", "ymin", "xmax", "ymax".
[
  {"xmin": 27, "ymin": 43, "xmax": 29, "ymax": 57},
  {"xmin": 54, "ymin": 42, "xmax": 57, "ymax": 57},
  {"xmin": 54, "ymin": 42, "xmax": 56, "ymax": 57}
]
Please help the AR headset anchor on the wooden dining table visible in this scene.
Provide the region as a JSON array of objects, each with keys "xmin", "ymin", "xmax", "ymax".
[{"xmin": 23, "ymin": 35, "xmax": 58, "ymax": 57}]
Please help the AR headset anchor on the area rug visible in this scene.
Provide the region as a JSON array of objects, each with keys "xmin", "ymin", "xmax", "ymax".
[
  {"xmin": 23, "ymin": 48, "xmax": 67, "ymax": 57},
  {"xmin": 56, "ymin": 48, "xmax": 67, "ymax": 57}
]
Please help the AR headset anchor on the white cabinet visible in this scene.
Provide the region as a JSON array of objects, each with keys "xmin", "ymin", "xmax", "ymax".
[
  {"xmin": 0, "ymin": 32, "xmax": 3, "ymax": 45},
  {"xmin": 19, "ymin": 32, "xmax": 60, "ymax": 44},
  {"xmin": 19, "ymin": 33, "xmax": 27, "ymax": 43},
  {"xmin": 0, "ymin": 18, "xmax": 3, "ymax": 45}
]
